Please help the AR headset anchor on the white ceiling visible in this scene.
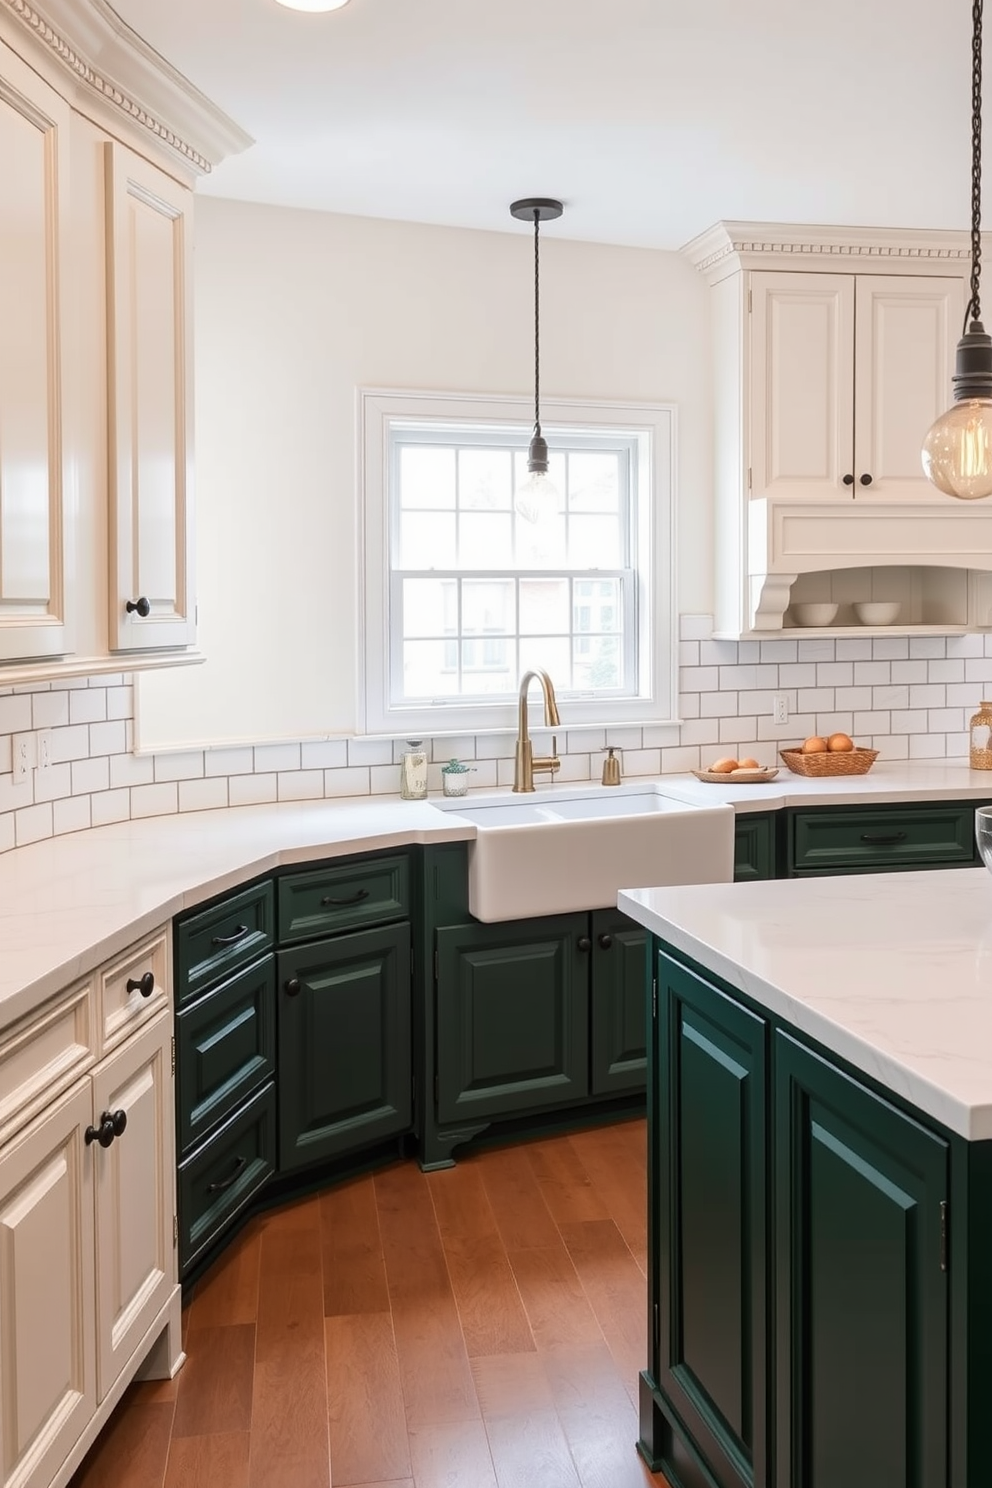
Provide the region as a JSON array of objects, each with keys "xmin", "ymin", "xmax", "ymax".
[{"xmin": 110, "ymin": 0, "xmax": 978, "ymax": 251}]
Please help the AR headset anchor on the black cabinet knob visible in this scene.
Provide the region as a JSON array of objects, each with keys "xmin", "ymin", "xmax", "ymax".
[
  {"xmin": 85, "ymin": 1114, "xmax": 116, "ymax": 1148},
  {"xmin": 284, "ymin": 977, "xmax": 301, "ymax": 996},
  {"xmin": 598, "ymin": 933, "xmax": 613, "ymax": 950},
  {"xmin": 126, "ymin": 970, "xmax": 156, "ymax": 999},
  {"xmin": 842, "ymin": 473, "xmax": 855, "ymax": 486},
  {"xmin": 110, "ymin": 1108, "xmax": 128, "ymax": 1137},
  {"xmin": 859, "ymin": 473, "xmax": 873, "ymax": 486},
  {"xmin": 126, "ymin": 596, "xmax": 151, "ymax": 617},
  {"xmin": 577, "ymin": 936, "xmax": 592, "ymax": 953}
]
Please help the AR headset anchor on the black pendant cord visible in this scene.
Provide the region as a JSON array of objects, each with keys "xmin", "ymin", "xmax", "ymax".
[
  {"xmin": 969, "ymin": 0, "xmax": 984, "ymax": 330},
  {"xmin": 533, "ymin": 208, "xmax": 542, "ymax": 438}
]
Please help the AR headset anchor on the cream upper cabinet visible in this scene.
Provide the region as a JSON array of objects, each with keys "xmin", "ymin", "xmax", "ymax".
[
  {"xmin": 105, "ymin": 143, "xmax": 195, "ymax": 654},
  {"xmin": 0, "ymin": 39, "xmax": 72, "ymax": 664},
  {"xmin": 749, "ymin": 270, "xmax": 963, "ymax": 502}
]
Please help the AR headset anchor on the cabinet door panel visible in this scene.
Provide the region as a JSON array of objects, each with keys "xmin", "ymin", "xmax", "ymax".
[
  {"xmin": 436, "ymin": 916, "xmax": 588, "ymax": 1124},
  {"xmin": 0, "ymin": 1083, "xmax": 94, "ymax": 1488},
  {"xmin": 0, "ymin": 41, "xmax": 72, "ymax": 661},
  {"xmin": 277, "ymin": 924, "xmax": 412, "ymax": 1171},
  {"xmin": 655, "ymin": 952, "xmax": 767, "ymax": 1488},
  {"xmin": 853, "ymin": 275, "xmax": 964, "ymax": 496},
  {"xmin": 775, "ymin": 1032, "xmax": 947, "ymax": 1488},
  {"xmin": 91, "ymin": 1011, "xmax": 174, "ymax": 1400},
  {"xmin": 749, "ymin": 271, "xmax": 854, "ymax": 500},
  {"xmin": 590, "ymin": 909, "xmax": 647, "ymax": 1094},
  {"xmin": 105, "ymin": 142, "xmax": 194, "ymax": 651}
]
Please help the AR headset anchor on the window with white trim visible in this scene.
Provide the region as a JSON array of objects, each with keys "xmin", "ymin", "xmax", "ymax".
[{"xmin": 360, "ymin": 390, "xmax": 675, "ymax": 737}]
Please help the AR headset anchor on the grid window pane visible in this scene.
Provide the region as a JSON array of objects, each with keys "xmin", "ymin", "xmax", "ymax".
[
  {"xmin": 568, "ymin": 452, "xmax": 620, "ymax": 513},
  {"xmin": 403, "ymin": 639, "xmax": 461, "ymax": 696},
  {"xmin": 459, "ymin": 512, "xmax": 514, "ymax": 567},
  {"xmin": 520, "ymin": 635, "xmax": 572, "ymax": 681},
  {"xmin": 402, "ymin": 578, "xmax": 454, "ymax": 638},
  {"xmin": 399, "ymin": 511, "xmax": 457, "ymax": 568},
  {"xmin": 574, "ymin": 634, "xmax": 621, "ymax": 690},
  {"xmin": 463, "ymin": 579, "xmax": 514, "ymax": 636},
  {"xmin": 459, "ymin": 449, "xmax": 512, "ymax": 510},
  {"xmin": 569, "ymin": 515, "xmax": 621, "ymax": 567},
  {"xmin": 520, "ymin": 578, "xmax": 570, "ymax": 636},
  {"xmin": 399, "ymin": 445, "xmax": 456, "ymax": 509}
]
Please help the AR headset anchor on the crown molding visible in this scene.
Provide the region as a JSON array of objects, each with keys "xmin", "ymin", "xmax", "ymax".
[
  {"xmin": 682, "ymin": 220, "xmax": 973, "ymax": 283},
  {"xmin": 2, "ymin": 0, "xmax": 253, "ymax": 174}
]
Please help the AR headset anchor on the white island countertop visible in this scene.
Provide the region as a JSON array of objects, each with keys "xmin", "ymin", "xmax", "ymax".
[{"xmin": 619, "ymin": 866, "xmax": 992, "ymax": 1141}]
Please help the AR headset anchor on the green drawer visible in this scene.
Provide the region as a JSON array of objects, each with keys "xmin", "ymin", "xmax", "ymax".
[
  {"xmin": 178, "ymin": 1080, "xmax": 276, "ymax": 1277},
  {"xmin": 277, "ymin": 853, "xmax": 410, "ymax": 944},
  {"xmin": 734, "ymin": 812, "xmax": 777, "ymax": 882},
  {"xmin": 175, "ymin": 880, "xmax": 275, "ymax": 1006},
  {"xmin": 176, "ymin": 954, "xmax": 275, "ymax": 1155},
  {"xmin": 789, "ymin": 802, "xmax": 979, "ymax": 875}
]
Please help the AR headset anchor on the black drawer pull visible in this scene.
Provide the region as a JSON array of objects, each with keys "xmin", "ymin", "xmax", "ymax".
[
  {"xmin": 320, "ymin": 888, "xmax": 370, "ymax": 907},
  {"xmin": 598, "ymin": 934, "xmax": 613, "ymax": 950},
  {"xmin": 207, "ymin": 1155, "xmax": 247, "ymax": 1193},
  {"xmin": 126, "ymin": 971, "xmax": 156, "ymax": 998},
  {"xmin": 126, "ymin": 596, "xmax": 151, "ymax": 617},
  {"xmin": 210, "ymin": 925, "xmax": 250, "ymax": 947},
  {"xmin": 859, "ymin": 831, "xmax": 907, "ymax": 845}
]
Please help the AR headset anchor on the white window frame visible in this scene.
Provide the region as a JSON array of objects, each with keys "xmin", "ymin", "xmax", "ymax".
[{"xmin": 358, "ymin": 388, "xmax": 677, "ymax": 738}]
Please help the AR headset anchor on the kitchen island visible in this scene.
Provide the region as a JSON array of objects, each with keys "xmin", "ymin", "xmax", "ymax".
[{"xmin": 619, "ymin": 865, "xmax": 992, "ymax": 1488}]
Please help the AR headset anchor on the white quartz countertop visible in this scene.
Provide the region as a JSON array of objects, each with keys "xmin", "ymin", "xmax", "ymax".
[
  {"xmin": 0, "ymin": 797, "xmax": 475, "ymax": 1030},
  {"xmin": 619, "ymin": 867, "xmax": 992, "ymax": 1141},
  {"xmin": 659, "ymin": 757, "xmax": 992, "ymax": 812}
]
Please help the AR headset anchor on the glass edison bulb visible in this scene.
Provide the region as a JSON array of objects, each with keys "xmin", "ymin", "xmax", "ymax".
[
  {"xmin": 514, "ymin": 471, "xmax": 559, "ymax": 525},
  {"xmin": 922, "ymin": 400, "xmax": 992, "ymax": 500}
]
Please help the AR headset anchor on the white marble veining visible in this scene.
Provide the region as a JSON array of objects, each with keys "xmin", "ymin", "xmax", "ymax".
[{"xmin": 620, "ymin": 867, "xmax": 992, "ymax": 1141}]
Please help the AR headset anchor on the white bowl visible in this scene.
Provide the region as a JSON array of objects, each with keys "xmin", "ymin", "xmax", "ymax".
[
  {"xmin": 853, "ymin": 601, "xmax": 901, "ymax": 626},
  {"xmin": 790, "ymin": 602, "xmax": 839, "ymax": 627}
]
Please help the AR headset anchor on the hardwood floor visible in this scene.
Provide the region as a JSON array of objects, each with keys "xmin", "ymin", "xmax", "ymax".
[{"xmin": 70, "ymin": 1118, "xmax": 670, "ymax": 1488}]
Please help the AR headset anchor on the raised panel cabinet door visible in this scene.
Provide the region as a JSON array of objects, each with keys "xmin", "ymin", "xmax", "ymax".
[
  {"xmin": 653, "ymin": 952, "xmax": 768, "ymax": 1488},
  {"xmin": 276, "ymin": 923, "xmax": 412, "ymax": 1172},
  {"xmin": 435, "ymin": 915, "xmax": 589, "ymax": 1126},
  {"xmin": 105, "ymin": 141, "xmax": 195, "ymax": 652},
  {"xmin": 91, "ymin": 1010, "xmax": 175, "ymax": 1401},
  {"xmin": 0, "ymin": 1081, "xmax": 95, "ymax": 1488},
  {"xmin": 0, "ymin": 41, "xmax": 72, "ymax": 662},
  {"xmin": 853, "ymin": 274, "xmax": 964, "ymax": 497},
  {"xmin": 590, "ymin": 909, "xmax": 647, "ymax": 1095},
  {"xmin": 748, "ymin": 271, "xmax": 855, "ymax": 501},
  {"xmin": 774, "ymin": 1031, "xmax": 948, "ymax": 1488}
]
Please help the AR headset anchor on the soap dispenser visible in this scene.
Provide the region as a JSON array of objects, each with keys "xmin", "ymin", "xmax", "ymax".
[
  {"xmin": 399, "ymin": 740, "xmax": 428, "ymax": 800},
  {"xmin": 601, "ymin": 746, "xmax": 622, "ymax": 786}
]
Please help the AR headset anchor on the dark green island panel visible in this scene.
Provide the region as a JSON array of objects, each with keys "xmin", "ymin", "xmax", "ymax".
[
  {"xmin": 733, "ymin": 812, "xmax": 778, "ymax": 882},
  {"xmin": 640, "ymin": 938, "xmax": 992, "ymax": 1488}
]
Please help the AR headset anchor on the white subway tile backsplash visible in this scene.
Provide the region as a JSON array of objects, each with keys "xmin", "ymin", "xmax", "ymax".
[{"xmin": 0, "ymin": 626, "xmax": 988, "ymax": 852}]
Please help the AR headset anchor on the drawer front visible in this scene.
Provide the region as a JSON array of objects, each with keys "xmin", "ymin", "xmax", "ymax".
[
  {"xmin": 176, "ymin": 955, "xmax": 276, "ymax": 1155},
  {"xmin": 99, "ymin": 927, "xmax": 170, "ymax": 1052},
  {"xmin": 277, "ymin": 853, "xmax": 410, "ymax": 944},
  {"xmin": 178, "ymin": 1080, "xmax": 276, "ymax": 1276},
  {"xmin": 790, "ymin": 804, "xmax": 978, "ymax": 875},
  {"xmin": 176, "ymin": 880, "xmax": 275, "ymax": 1006},
  {"xmin": 0, "ymin": 978, "xmax": 95, "ymax": 1148}
]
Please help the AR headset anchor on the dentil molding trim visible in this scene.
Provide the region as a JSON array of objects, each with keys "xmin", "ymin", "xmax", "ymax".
[
  {"xmin": 683, "ymin": 220, "xmax": 972, "ymax": 282},
  {"xmin": 2, "ymin": 0, "xmax": 252, "ymax": 173}
]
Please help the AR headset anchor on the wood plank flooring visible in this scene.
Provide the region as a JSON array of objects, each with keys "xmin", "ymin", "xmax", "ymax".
[{"xmin": 70, "ymin": 1118, "xmax": 670, "ymax": 1488}]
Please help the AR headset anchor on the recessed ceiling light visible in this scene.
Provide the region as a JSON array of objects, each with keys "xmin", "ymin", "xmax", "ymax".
[{"xmin": 273, "ymin": 0, "xmax": 351, "ymax": 11}]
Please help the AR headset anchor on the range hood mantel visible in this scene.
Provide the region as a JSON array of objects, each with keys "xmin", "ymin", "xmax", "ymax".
[{"xmin": 748, "ymin": 496, "xmax": 992, "ymax": 630}]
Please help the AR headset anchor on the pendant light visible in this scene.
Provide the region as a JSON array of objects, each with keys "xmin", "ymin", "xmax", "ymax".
[
  {"xmin": 510, "ymin": 197, "xmax": 564, "ymax": 523},
  {"xmin": 922, "ymin": 0, "xmax": 992, "ymax": 500}
]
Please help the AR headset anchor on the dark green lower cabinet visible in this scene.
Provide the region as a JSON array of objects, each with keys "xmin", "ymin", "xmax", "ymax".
[
  {"xmin": 176, "ymin": 954, "xmax": 275, "ymax": 1154},
  {"xmin": 277, "ymin": 922, "xmax": 412, "ymax": 1171},
  {"xmin": 178, "ymin": 1080, "xmax": 276, "ymax": 1275},
  {"xmin": 651, "ymin": 951, "xmax": 767, "ymax": 1488},
  {"xmin": 590, "ymin": 908, "xmax": 648, "ymax": 1094},
  {"xmin": 435, "ymin": 914, "xmax": 589, "ymax": 1125},
  {"xmin": 774, "ymin": 1033, "xmax": 948, "ymax": 1488},
  {"xmin": 733, "ymin": 813, "xmax": 776, "ymax": 882}
]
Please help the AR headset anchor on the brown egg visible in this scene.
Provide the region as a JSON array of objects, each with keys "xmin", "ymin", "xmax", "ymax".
[
  {"xmin": 827, "ymin": 732, "xmax": 854, "ymax": 752},
  {"xmin": 737, "ymin": 757, "xmax": 760, "ymax": 769},
  {"xmin": 802, "ymin": 736, "xmax": 828, "ymax": 754},
  {"xmin": 709, "ymin": 757, "xmax": 739, "ymax": 774}
]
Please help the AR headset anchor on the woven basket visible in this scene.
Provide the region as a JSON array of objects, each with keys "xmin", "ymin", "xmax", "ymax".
[{"xmin": 779, "ymin": 747, "xmax": 879, "ymax": 778}]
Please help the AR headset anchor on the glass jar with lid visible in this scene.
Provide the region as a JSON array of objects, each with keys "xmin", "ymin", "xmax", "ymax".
[{"xmin": 970, "ymin": 702, "xmax": 992, "ymax": 769}]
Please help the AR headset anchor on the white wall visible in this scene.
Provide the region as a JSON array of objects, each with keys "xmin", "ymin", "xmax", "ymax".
[{"xmin": 136, "ymin": 197, "xmax": 713, "ymax": 750}]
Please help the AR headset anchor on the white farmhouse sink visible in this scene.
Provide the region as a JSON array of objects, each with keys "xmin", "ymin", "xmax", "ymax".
[{"xmin": 432, "ymin": 783, "xmax": 734, "ymax": 922}]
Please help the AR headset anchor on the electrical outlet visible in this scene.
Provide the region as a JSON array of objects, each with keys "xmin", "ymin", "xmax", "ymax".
[
  {"xmin": 772, "ymin": 694, "xmax": 789, "ymax": 725},
  {"xmin": 12, "ymin": 732, "xmax": 34, "ymax": 785},
  {"xmin": 37, "ymin": 729, "xmax": 52, "ymax": 773}
]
